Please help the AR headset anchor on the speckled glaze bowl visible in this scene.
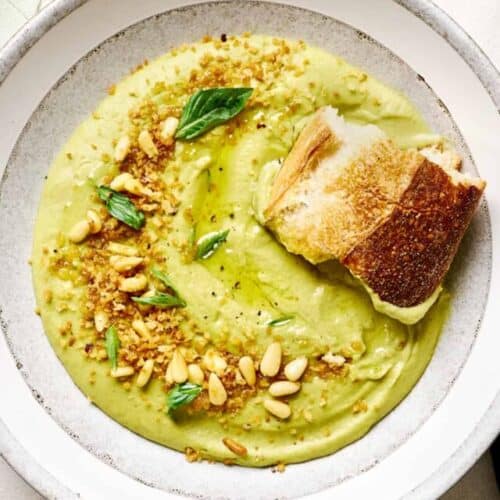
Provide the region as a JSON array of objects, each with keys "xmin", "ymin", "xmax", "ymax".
[{"xmin": 0, "ymin": 1, "xmax": 499, "ymax": 499}]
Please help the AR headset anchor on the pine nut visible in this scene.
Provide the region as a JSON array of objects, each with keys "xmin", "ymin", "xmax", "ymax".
[
  {"xmin": 124, "ymin": 177, "xmax": 150, "ymax": 196},
  {"xmin": 238, "ymin": 356, "xmax": 256, "ymax": 386},
  {"xmin": 108, "ymin": 242, "xmax": 139, "ymax": 256},
  {"xmin": 264, "ymin": 399, "xmax": 291, "ymax": 419},
  {"xmin": 111, "ymin": 366, "xmax": 135, "ymax": 378},
  {"xmin": 138, "ymin": 130, "xmax": 158, "ymax": 157},
  {"xmin": 222, "ymin": 438, "xmax": 247, "ymax": 457},
  {"xmin": 208, "ymin": 373, "xmax": 227, "ymax": 406},
  {"xmin": 68, "ymin": 220, "xmax": 91, "ymax": 243},
  {"xmin": 135, "ymin": 290, "xmax": 155, "ymax": 309},
  {"xmin": 235, "ymin": 369, "xmax": 246, "ymax": 386},
  {"xmin": 86, "ymin": 210, "xmax": 102, "ymax": 234},
  {"xmin": 187, "ymin": 363, "xmax": 204, "ymax": 385},
  {"xmin": 214, "ymin": 357, "xmax": 227, "ymax": 375},
  {"xmin": 110, "ymin": 172, "xmax": 134, "ymax": 191},
  {"xmin": 136, "ymin": 359, "xmax": 154, "ymax": 387},
  {"xmin": 260, "ymin": 342, "xmax": 282, "ymax": 377},
  {"xmin": 170, "ymin": 349, "xmax": 188, "ymax": 383},
  {"xmin": 111, "ymin": 172, "xmax": 150, "ymax": 197},
  {"xmin": 203, "ymin": 350, "xmax": 227, "ymax": 376},
  {"xmin": 159, "ymin": 116, "xmax": 179, "ymax": 145},
  {"xmin": 321, "ymin": 353, "xmax": 345, "ymax": 366},
  {"xmin": 321, "ymin": 352, "xmax": 345, "ymax": 366},
  {"xmin": 131, "ymin": 319, "xmax": 150, "ymax": 338},
  {"xmin": 119, "ymin": 274, "xmax": 148, "ymax": 293},
  {"xmin": 94, "ymin": 311, "xmax": 108, "ymax": 333},
  {"xmin": 269, "ymin": 381, "xmax": 300, "ymax": 397},
  {"xmin": 114, "ymin": 135, "xmax": 131, "ymax": 162},
  {"xmin": 284, "ymin": 356, "xmax": 308, "ymax": 382},
  {"xmin": 109, "ymin": 255, "xmax": 143, "ymax": 272}
]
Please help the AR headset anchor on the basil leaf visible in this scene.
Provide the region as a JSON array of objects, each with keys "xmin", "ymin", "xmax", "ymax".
[
  {"xmin": 167, "ymin": 382, "xmax": 202, "ymax": 413},
  {"xmin": 195, "ymin": 229, "xmax": 230, "ymax": 260},
  {"xmin": 175, "ymin": 88, "xmax": 253, "ymax": 140},
  {"xmin": 97, "ymin": 185, "xmax": 145, "ymax": 230},
  {"xmin": 105, "ymin": 326, "xmax": 120, "ymax": 369},
  {"xmin": 152, "ymin": 269, "xmax": 182, "ymax": 298},
  {"xmin": 132, "ymin": 292, "xmax": 186, "ymax": 308},
  {"xmin": 267, "ymin": 315, "xmax": 294, "ymax": 327},
  {"xmin": 132, "ymin": 269, "xmax": 186, "ymax": 308}
]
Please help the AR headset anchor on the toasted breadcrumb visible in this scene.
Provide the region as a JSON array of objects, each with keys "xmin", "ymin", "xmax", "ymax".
[{"xmin": 43, "ymin": 35, "xmax": 322, "ymax": 414}]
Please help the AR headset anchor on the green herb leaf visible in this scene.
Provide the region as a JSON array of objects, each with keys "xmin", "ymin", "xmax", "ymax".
[
  {"xmin": 175, "ymin": 88, "xmax": 253, "ymax": 140},
  {"xmin": 195, "ymin": 229, "xmax": 230, "ymax": 260},
  {"xmin": 132, "ymin": 293, "xmax": 186, "ymax": 308},
  {"xmin": 267, "ymin": 315, "xmax": 294, "ymax": 327},
  {"xmin": 167, "ymin": 382, "xmax": 202, "ymax": 413},
  {"xmin": 97, "ymin": 186, "xmax": 145, "ymax": 230},
  {"xmin": 131, "ymin": 269, "xmax": 186, "ymax": 308},
  {"xmin": 105, "ymin": 326, "xmax": 120, "ymax": 369},
  {"xmin": 152, "ymin": 269, "xmax": 182, "ymax": 297}
]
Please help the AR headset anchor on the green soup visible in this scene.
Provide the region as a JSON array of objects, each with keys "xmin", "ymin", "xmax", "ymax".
[{"xmin": 32, "ymin": 35, "xmax": 448, "ymax": 466}]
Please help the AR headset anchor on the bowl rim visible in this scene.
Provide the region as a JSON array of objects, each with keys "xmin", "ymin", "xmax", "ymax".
[{"xmin": 0, "ymin": 1, "xmax": 498, "ymax": 498}]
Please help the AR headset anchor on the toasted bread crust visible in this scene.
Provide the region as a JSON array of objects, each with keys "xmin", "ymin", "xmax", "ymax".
[
  {"xmin": 263, "ymin": 106, "xmax": 486, "ymax": 312},
  {"xmin": 342, "ymin": 160, "xmax": 484, "ymax": 307},
  {"xmin": 265, "ymin": 111, "xmax": 337, "ymax": 217},
  {"xmin": 266, "ymin": 138, "xmax": 424, "ymax": 264}
]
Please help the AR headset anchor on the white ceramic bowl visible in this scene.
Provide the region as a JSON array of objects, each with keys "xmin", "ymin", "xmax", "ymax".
[{"xmin": 0, "ymin": 1, "xmax": 499, "ymax": 498}]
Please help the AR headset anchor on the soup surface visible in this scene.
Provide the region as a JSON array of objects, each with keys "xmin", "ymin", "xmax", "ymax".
[{"xmin": 32, "ymin": 34, "xmax": 448, "ymax": 466}]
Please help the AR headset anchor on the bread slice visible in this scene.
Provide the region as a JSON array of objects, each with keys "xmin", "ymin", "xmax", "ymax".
[{"xmin": 263, "ymin": 106, "xmax": 485, "ymax": 323}]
